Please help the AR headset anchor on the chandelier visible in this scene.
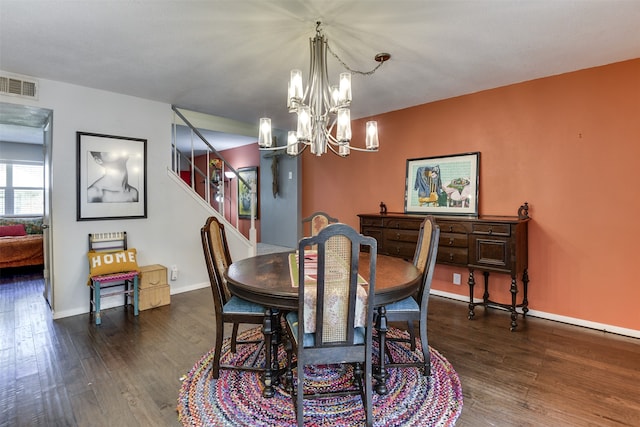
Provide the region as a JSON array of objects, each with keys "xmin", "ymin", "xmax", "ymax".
[{"xmin": 258, "ymin": 22, "xmax": 390, "ymax": 157}]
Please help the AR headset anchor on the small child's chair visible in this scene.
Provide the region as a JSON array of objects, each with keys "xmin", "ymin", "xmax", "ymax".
[{"xmin": 88, "ymin": 231, "xmax": 139, "ymax": 325}]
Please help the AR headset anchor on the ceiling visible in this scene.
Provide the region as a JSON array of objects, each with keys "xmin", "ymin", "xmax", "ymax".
[{"xmin": 1, "ymin": 1, "xmax": 640, "ymax": 149}]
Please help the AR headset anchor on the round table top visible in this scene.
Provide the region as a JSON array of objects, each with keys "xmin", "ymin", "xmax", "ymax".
[{"xmin": 225, "ymin": 251, "xmax": 422, "ymax": 311}]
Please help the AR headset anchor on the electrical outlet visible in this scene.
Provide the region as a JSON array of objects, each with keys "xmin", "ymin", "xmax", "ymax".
[
  {"xmin": 170, "ymin": 265, "xmax": 178, "ymax": 281},
  {"xmin": 453, "ymin": 273, "xmax": 461, "ymax": 285}
]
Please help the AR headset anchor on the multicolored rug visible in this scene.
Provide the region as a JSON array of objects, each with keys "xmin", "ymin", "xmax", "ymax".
[{"xmin": 177, "ymin": 327, "xmax": 463, "ymax": 426}]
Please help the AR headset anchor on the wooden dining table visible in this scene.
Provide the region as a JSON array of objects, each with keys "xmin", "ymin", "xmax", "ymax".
[{"xmin": 225, "ymin": 250, "xmax": 422, "ymax": 398}]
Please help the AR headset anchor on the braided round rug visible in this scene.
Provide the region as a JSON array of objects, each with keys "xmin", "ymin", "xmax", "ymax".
[{"xmin": 177, "ymin": 327, "xmax": 463, "ymax": 426}]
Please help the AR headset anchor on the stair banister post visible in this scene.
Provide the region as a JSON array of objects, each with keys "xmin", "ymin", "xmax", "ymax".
[{"xmin": 249, "ymin": 182, "xmax": 257, "ymax": 256}]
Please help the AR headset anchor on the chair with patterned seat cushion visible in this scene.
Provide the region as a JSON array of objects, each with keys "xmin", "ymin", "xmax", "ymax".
[
  {"xmin": 284, "ymin": 223, "xmax": 377, "ymax": 427},
  {"xmin": 201, "ymin": 216, "xmax": 269, "ymax": 378},
  {"xmin": 379, "ymin": 216, "xmax": 439, "ymax": 375},
  {"xmin": 88, "ymin": 231, "xmax": 139, "ymax": 325}
]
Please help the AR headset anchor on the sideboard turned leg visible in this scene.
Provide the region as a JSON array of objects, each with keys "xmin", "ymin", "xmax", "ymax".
[
  {"xmin": 522, "ymin": 268, "xmax": 530, "ymax": 317},
  {"xmin": 509, "ymin": 277, "xmax": 518, "ymax": 331},
  {"xmin": 468, "ymin": 270, "xmax": 476, "ymax": 320}
]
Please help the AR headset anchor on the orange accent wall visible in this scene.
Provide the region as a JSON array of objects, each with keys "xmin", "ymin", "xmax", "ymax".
[{"xmin": 302, "ymin": 58, "xmax": 640, "ymax": 332}]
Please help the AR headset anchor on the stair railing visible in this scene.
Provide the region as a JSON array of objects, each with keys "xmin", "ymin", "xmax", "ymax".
[{"xmin": 170, "ymin": 106, "xmax": 257, "ymax": 251}]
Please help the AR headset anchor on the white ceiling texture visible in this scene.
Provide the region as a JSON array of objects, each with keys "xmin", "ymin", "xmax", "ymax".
[{"xmin": 1, "ymin": 1, "xmax": 639, "ymax": 150}]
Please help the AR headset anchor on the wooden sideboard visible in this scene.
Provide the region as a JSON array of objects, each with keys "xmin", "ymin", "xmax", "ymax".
[{"xmin": 358, "ymin": 204, "xmax": 530, "ymax": 330}]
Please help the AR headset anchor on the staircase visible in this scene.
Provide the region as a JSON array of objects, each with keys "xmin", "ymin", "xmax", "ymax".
[{"xmin": 170, "ymin": 105, "xmax": 257, "ymax": 258}]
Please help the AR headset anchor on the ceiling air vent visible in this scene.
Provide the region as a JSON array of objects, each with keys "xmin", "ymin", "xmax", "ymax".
[{"xmin": 0, "ymin": 73, "xmax": 39, "ymax": 100}]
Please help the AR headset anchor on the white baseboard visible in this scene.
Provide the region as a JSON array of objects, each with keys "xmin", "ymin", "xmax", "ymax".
[
  {"xmin": 429, "ymin": 289, "xmax": 640, "ymax": 339},
  {"xmin": 52, "ymin": 294, "xmax": 129, "ymax": 320},
  {"xmin": 53, "ymin": 307, "xmax": 87, "ymax": 319},
  {"xmin": 52, "ymin": 282, "xmax": 210, "ymax": 320},
  {"xmin": 170, "ymin": 281, "xmax": 209, "ymax": 294}
]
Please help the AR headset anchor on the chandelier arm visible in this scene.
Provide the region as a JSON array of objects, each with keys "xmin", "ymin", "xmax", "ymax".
[
  {"xmin": 325, "ymin": 143, "xmax": 342, "ymax": 155},
  {"xmin": 259, "ymin": 146, "xmax": 289, "ymax": 151},
  {"xmin": 341, "ymin": 145, "xmax": 378, "ymax": 153},
  {"xmin": 324, "ymin": 131, "xmax": 341, "ymax": 146},
  {"xmin": 288, "ymin": 143, "xmax": 310, "ymax": 158}
]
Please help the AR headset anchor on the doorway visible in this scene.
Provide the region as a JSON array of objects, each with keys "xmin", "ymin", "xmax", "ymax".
[{"xmin": 0, "ymin": 101, "xmax": 54, "ymax": 309}]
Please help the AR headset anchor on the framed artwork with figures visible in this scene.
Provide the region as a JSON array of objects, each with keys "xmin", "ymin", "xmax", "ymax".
[
  {"xmin": 238, "ymin": 166, "xmax": 259, "ymax": 219},
  {"xmin": 404, "ymin": 152, "xmax": 479, "ymax": 216}
]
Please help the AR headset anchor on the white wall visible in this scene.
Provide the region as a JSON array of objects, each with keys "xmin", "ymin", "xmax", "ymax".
[{"xmin": 1, "ymin": 76, "xmax": 214, "ymax": 318}]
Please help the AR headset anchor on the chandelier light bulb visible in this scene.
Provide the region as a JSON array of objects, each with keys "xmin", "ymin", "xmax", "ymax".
[
  {"xmin": 331, "ymin": 85, "xmax": 340, "ymax": 109},
  {"xmin": 258, "ymin": 118, "xmax": 272, "ymax": 148},
  {"xmin": 297, "ymin": 106, "xmax": 311, "ymax": 142},
  {"xmin": 365, "ymin": 121, "xmax": 379, "ymax": 150},
  {"xmin": 290, "ymin": 70, "xmax": 304, "ymax": 101},
  {"xmin": 339, "ymin": 73, "xmax": 352, "ymax": 104},
  {"xmin": 337, "ymin": 108, "xmax": 351, "ymax": 143},
  {"xmin": 286, "ymin": 131, "xmax": 299, "ymax": 155}
]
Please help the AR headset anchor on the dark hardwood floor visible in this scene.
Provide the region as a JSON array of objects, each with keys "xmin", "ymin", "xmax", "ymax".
[{"xmin": 1, "ymin": 269, "xmax": 639, "ymax": 426}]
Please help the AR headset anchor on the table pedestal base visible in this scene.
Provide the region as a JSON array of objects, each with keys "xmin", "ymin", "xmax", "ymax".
[
  {"xmin": 261, "ymin": 308, "xmax": 282, "ymax": 398},
  {"xmin": 374, "ymin": 306, "xmax": 389, "ymax": 395}
]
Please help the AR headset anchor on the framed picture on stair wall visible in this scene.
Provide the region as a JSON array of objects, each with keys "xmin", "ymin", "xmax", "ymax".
[
  {"xmin": 237, "ymin": 166, "xmax": 259, "ymax": 219},
  {"xmin": 404, "ymin": 152, "xmax": 479, "ymax": 216},
  {"xmin": 76, "ymin": 132, "xmax": 147, "ymax": 221}
]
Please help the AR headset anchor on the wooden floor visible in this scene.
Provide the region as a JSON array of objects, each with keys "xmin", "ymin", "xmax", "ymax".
[{"xmin": 1, "ymin": 268, "xmax": 639, "ymax": 426}]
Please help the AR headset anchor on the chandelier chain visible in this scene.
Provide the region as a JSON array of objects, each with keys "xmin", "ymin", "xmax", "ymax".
[{"xmin": 326, "ymin": 43, "xmax": 386, "ymax": 76}]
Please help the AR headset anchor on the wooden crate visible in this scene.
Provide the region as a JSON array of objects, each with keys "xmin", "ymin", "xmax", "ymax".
[
  {"xmin": 139, "ymin": 283, "xmax": 170, "ymax": 311},
  {"xmin": 139, "ymin": 264, "xmax": 167, "ymax": 290}
]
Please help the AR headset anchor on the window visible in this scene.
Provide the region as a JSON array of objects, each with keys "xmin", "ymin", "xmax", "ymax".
[{"xmin": 0, "ymin": 161, "xmax": 44, "ymax": 215}]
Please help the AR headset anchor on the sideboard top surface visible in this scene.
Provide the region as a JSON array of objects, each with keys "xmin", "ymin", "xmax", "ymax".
[{"xmin": 357, "ymin": 212, "xmax": 529, "ymax": 223}]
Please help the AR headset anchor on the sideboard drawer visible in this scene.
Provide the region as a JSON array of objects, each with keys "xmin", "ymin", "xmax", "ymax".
[
  {"xmin": 436, "ymin": 221, "xmax": 468, "ymax": 234},
  {"xmin": 471, "ymin": 222, "xmax": 511, "ymax": 237},
  {"xmin": 383, "ymin": 228, "xmax": 419, "ymax": 259},
  {"xmin": 384, "ymin": 240, "xmax": 418, "ymax": 259},
  {"xmin": 361, "ymin": 227, "xmax": 383, "ymax": 242},
  {"xmin": 384, "ymin": 218, "xmax": 423, "ymax": 230},
  {"xmin": 437, "ymin": 247, "xmax": 468, "ymax": 265},
  {"xmin": 439, "ymin": 232, "xmax": 468, "ymax": 248},
  {"xmin": 361, "ymin": 217, "xmax": 384, "ymax": 227},
  {"xmin": 383, "ymin": 228, "xmax": 420, "ymax": 243}
]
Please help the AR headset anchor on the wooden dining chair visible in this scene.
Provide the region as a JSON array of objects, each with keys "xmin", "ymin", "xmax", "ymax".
[
  {"xmin": 301, "ymin": 211, "xmax": 338, "ymax": 237},
  {"xmin": 201, "ymin": 216, "xmax": 267, "ymax": 379},
  {"xmin": 380, "ymin": 216, "xmax": 440, "ymax": 375},
  {"xmin": 284, "ymin": 223, "xmax": 377, "ymax": 427}
]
